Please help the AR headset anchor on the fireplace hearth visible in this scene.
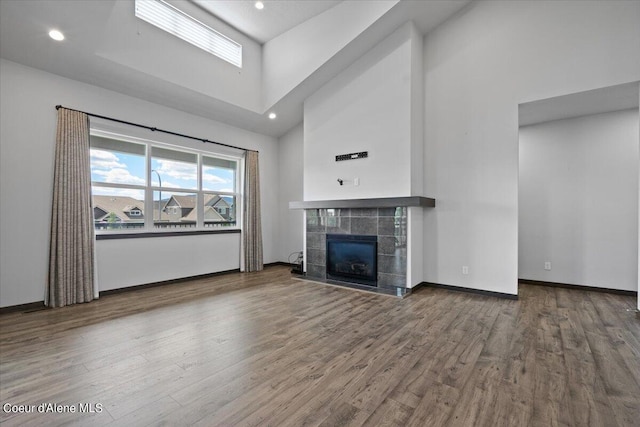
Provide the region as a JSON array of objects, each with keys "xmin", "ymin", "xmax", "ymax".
[{"xmin": 326, "ymin": 234, "xmax": 377, "ymax": 287}]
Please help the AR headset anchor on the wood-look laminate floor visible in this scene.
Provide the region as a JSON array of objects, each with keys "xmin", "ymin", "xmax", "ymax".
[{"xmin": 1, "ymin": 266, "xmax": 638, "ymax": 426}]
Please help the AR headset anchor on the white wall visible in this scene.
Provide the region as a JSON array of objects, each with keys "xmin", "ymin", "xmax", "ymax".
[
  {"xmin": 407, "ymin": 207, "xmax": 424, "ymax": 288},
  {"xmin": 99, "ymin": 0, "xmax": 263, "ymax": 112},
  {"xmin": 519, "ymin": 110, "xmax": 639, "ymax": 291},
  {"xmin": 423, "ymin": 0, "xmax": 640, "ymax": 295},
  {"xmin": 301, "ymin": 22, "xmax": 426, "ymax": 288},
  {"xmin": 262, "ymin": 0, "xmax": 397, "ymax": 109},
  {"xmin": 0, "ymin": 59, "xmax": 279, "ymax": 307},
  {"xmin": 97, "ymin": 234, "xmax": 240, "ymax": 291},
  {"xmin": 409, "ymin": 23, "xmax": 424, "ymax": 197},
  {"xmin": 303, "ymin": 23, "xmax": 418, "ymax": 201},
  {"xmin": 277, "ymin": 124, "xmax": 305, "ymax": 261}
]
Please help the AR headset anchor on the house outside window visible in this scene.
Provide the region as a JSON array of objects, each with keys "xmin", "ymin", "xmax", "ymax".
[{"xmin": 89, "ymin": 130, "xmax": 241, "ymax": 233}]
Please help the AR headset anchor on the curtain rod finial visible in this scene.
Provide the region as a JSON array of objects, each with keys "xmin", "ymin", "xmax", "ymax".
[{"xmin": 55, "ymin": 105, "xmax": 62, "ymax": 110}]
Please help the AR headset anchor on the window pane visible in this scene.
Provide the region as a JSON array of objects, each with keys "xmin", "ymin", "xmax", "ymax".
[
  {"xmin": 90, "ymin": 132, "xmax": 241, "ymax": 234},
  {"xmin": 151, "ymin": 147, "xmax": 197, "ymax": 190},
  {"xmin": 90, "ymin": 138, "xmax": 145, "ymax": 186},
  {"xmin": 202, "ymin": 156, "xmax": 236, "ymax": 192},
  {"xmin": 155, "ymin": 191, "xmax": 198, "ymax": 229},
  {"xmin": 204, "ymin": 193, "xmax": 236, "ymax": 228},
  {"xmin": 92, "ymin": 187, "xmax": 145, "ymax": 231}
]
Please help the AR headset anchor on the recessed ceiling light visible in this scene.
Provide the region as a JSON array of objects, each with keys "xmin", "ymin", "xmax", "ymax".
[
  {"xmin": 48, "ymin": 29, "xmax": 65, "ymax": 41},
  {"xmin": 255, "ymin": 1, "xmax": 264, "ymax": 10},
  {"xmin": 268, "ymin": 112, "xmax": 277, "ymax": 120}
]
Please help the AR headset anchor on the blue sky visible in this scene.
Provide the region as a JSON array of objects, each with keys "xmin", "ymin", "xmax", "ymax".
[{"xmin": 90, "ymin": 149, "xmax": 235, "ymax": 200}]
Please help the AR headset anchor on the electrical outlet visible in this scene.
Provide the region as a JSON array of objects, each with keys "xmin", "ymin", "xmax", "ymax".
[
  {"xmin": 544, "ymin": 261, "xmax": 551, "ymax": 271},
  {"xmin": 462, "ymin": 266, "xmax": 469, "ymax": 275}
]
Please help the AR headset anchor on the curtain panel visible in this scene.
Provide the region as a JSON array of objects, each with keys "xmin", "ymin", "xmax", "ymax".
[
  {"xmin": 242, "ymin": 150, "xmax": 264, "ymax": 272},
  {"xmin": 47, "ymin": 108, "xmax": 96, "ymax": 307}
]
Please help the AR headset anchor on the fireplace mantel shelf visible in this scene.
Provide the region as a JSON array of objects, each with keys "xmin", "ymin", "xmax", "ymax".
[{"xmin": 289, "ymin": 196, "xmax": 435, "ymax": 210}]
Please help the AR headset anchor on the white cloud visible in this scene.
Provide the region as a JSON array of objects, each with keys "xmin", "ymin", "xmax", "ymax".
[
  {"xmin": 202, "ymin": 173, "xmax": 228, "ymax": 185},
  {"xmin": 155, "ymin": 160, "xmax": 197, "ymax": 182},
  {"xmin": 90, "ymin": 149, "xmax": 126, "ymax": 170},
  {"xmin": 91, "ymin": 149, "xmax": 145, "ymax": 186},
  {"xmin": 98, "ymin": 168, "xmax": 145, "ymax": 185},
  {"xmin": 154, "ymin": 180, "xmax": 181, "ymax": 189}
]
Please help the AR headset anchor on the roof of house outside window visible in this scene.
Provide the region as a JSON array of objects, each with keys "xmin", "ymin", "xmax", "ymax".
[{"xmin": 93, "ymin": 195, "xmax": 145, "ymax": 222}]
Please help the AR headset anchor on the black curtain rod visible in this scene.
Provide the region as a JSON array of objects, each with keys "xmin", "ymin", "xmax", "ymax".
[{"xmin": 55, "ymin": 105, "xmax": 256, "ymax": 153}]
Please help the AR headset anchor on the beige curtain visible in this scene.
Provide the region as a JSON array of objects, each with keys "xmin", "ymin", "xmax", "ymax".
[
  {"xmin": 47, "ymin": 108, "xmax": 96, "ymax": 307},
  {"xmin": 242, "ymin": 150, "xmax": 263, "ymax": 272}
]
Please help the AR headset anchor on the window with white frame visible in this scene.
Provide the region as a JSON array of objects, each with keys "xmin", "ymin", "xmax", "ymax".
[{"xmin": 90, "ymin": 131, "xmax": 241, "ymax": 233}]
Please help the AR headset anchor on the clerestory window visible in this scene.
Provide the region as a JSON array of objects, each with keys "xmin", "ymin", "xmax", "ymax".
[{"xmin": 135, "ymin": 0, "xmax": 242, "ymax": 68}]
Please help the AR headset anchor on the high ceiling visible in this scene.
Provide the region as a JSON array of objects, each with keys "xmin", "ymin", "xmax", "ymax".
[
  {"xmin": 194, "ymin": 0, "xmax": 342, "ymax": 44},
  {"xmin": 0, "ymin": 0, "xmax": 472, "ymax": 137}
]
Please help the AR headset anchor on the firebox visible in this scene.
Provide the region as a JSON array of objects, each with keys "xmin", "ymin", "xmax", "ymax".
[{"xmin": 326, "ymin": 234, "xmax": 377, "ymax": 287}]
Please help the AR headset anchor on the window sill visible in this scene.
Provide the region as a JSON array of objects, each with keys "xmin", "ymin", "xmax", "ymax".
[{"xmin": 95, "ymin": 229, "xmax": 241, "ymax": 240}]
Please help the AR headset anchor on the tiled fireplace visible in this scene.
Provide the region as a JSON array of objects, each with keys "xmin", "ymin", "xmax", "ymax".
[
  {"xmin": 306, "ymin": 207, "xmax": 408, "ymax": 295},
  {"xmin": 290, "ymin": 196, "xmax": 435, "ymax": 297}
]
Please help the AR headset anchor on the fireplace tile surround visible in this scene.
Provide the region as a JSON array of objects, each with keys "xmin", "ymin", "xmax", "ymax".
[
  {"xmin": 291, "ymin": 196, "xmax": 435, "ymax": 297},
  {"xmin": 305, "ymin": 207, "xmax": 409, "ymax": 296}
]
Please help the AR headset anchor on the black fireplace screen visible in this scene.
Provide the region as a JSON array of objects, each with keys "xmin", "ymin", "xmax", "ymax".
[{"xmin": 326, "ymin": 234, "xmax": 377, "ymax": 287}]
